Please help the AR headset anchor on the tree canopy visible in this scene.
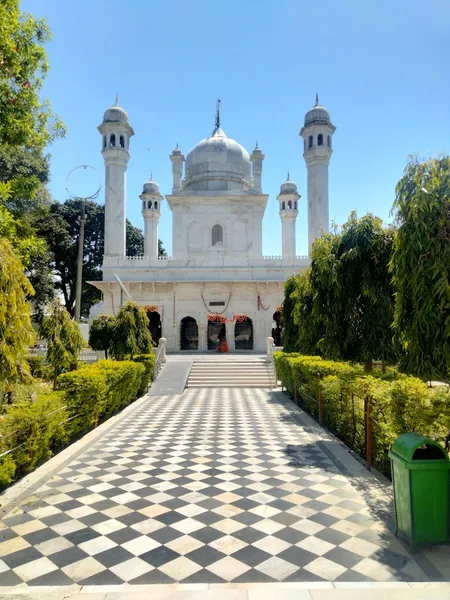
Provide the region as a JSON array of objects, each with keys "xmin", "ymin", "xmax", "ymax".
[
  {"xmin": 110, "ymin": 302, "xmax": 152, "ymax": 359},
  {"xmin": 285, "ymin": 212, "xmax": 396, "ymax": 369},
  {"xmin": 89, "ymin": 315, "xmax": 116, "ymax": 359},
  {"xmin": 0, "ymin": 238, "xmax": 35, "ymax": 391},
  {"xmin": 39, "ymin": 300, "xmax": 84, "ymax": 385},
  {"xmin": 390, "ymin": 156, "xmax": 450, "ymax": 379}
]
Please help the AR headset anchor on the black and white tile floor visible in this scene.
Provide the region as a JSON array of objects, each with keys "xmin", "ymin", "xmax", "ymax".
[{"xmin": 0, "ymin": 389, "xmax": 439, "ymax": 586}]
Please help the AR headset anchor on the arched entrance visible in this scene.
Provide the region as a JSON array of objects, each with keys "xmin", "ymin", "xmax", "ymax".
[
  {"xmin": 272, "ymin": 310, "xmax": 282, "ymax": 347},
  {"xmin": 235, "ymin": 317, "xmax": 254, "ymax": 350},
  {"xmin": 180, "ymin": 317, "xmax": 198, "ymax": 350},
  {"xmin": 208, "ymin": 321, "xmax": 226, "ymax": 351},
  {"xmin": 146, "ymin": 309, "xmax": 162, "ymax": 346}
]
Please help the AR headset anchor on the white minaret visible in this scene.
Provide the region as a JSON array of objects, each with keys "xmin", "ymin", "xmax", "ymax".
[
  {"xmin": 169, "ymin": 144, "xmax": 185, "ymax": 193},
  {"xmin": 277, "ymin": 174, "xmax": 299, "ymax": 258},
  {"xmin": 250, "ymin": 142, "xmax": 265, "ymax": 193},
  {"xmin": 300, "ymin": 94, "xmax": 335, "ymax": 253},
  {"xmin": 98, "ymin": 98, "xmax": 134, "ymax": 256},
  {"xmin": 140, "ymin": 177, "xmax": 163, "ymax": 258}
]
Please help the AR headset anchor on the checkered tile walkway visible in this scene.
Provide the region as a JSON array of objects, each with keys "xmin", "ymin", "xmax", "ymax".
[{"xmin": 0, "ymin": 389, "xmax": 434, "ymax": 586}]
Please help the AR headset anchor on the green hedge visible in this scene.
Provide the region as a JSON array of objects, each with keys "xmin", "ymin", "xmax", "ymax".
[
  {"xmin": 0, "ymin": 388, "xmax": 68, "ymax": 486},
  {"xmin": 275, "ymin": 352, "xmax": 450, "ymax": 477},
  {"xmin": 58, "ymin": 360, "xmax": 145, "ymax": 433},
  {"xmin": 0, "ymin": 359, "xmax": 150, "ymax": 489},
  {"xmin": 132, "ymin": 354, "xmax": 156, "ymax": 397},
  {"xmin": 26, "ymin": 355, "xmax": 52, "ymax": 381}
]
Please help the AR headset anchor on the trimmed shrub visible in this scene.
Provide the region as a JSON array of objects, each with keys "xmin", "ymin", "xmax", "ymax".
[
  {"xmin": 132, "ymin": 354, "xmax": 156, "ymax": 396},
  {"xmin": 58, "ymin": 359, "xmax": 146, "ymax": 432},
  {"xmin": 0, "ymin": 389, "xmax": 67, "ymax": 487},
  {"xmin": 26, "ymin": 355, "xmax": 51, "ymax": 380},
  {"xmin": 275, "ymin": 351, "xmax": 450, "ymax": 477}
]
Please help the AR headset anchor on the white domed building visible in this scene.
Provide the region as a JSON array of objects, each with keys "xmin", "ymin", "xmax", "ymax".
[{"xmin": 91, "ymin": 98, "xmax": 335, "ymax": 352}]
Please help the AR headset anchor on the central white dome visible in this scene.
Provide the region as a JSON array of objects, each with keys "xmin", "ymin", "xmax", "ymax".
[{"xmin": 183, "ymin": 127, "xmax": 251, "ymax": 192}]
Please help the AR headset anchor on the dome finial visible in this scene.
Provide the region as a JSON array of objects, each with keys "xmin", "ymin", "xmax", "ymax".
[
  {"xmin": 215, "ymin": 99, "xmax": 221, "ymax": 129},
  {"xmin": 315, "ymin": 93, "xmax": 319, "ymax": 106},
  {"xmin": 115, "ymin": 93, "xmax": 119, "ymax": 106},
  {"xmin": 150, "ymin": 171, "xmax": 153, "ymax": 181},
  {"xmin": 255, "ymin": 140, "xmax": 259, "ymax": 149},
  {"xmin": 287, "ymin": 171, "xmax": 290, "ymax": 181}
]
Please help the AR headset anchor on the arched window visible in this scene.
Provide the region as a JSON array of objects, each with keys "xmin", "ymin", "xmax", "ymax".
[
  {"xmin": 110, "ymin": 134, "xmax": 116, "ymax": 147},
  {"xmin": 308, "ymin": 135, "xmax": 313, "ymax": 149},
  {"xmin": 294, "ymin": 201, "xmax": 297, "ymax": 209},
  {"xmin": 327, "ymin": 135, "xmax": 331, "ymax": 148},
  {"xmin": 103, "ymin": 135, "xmax": 107, "ymax": 149},
  {"xmin": 281, "ymin": 201, "xmax": 285, "ymax": 210},
  {"xmin": 288, "ymin": 200, "xmax": 292, "ymax": 209},
  {"xmin": 148, "ymin": 201, "xmax": 152, "ymax": 209},
  {"xmin": 142, "ymin": 201, "xmax": 145, "ymax": 210},
  {"xmin": 212, "ymin": 224, "xmax": 223, "ymax": 246},
  {"xmin": 154, "ymin": 201, "xmax": 158, "ymax": 209},
  {"xmin": 120, "ymin": 135, "xmax": 125, "ymax": 148},
  {"xmin": 318, "ymin": 134, "xmax": 323, "ymax": 146},
  {"xmin": 304, "ymin": 139, "xmax": 306, "ymax": 152}
]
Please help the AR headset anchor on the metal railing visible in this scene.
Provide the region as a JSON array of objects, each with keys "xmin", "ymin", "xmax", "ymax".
[
  {"xmin": 287, "ymin": 381, "xmax": 398, "ymax": 474},
  {"xmin": 153, "ymin": 337, "xmax": 167, "ymax": 381}
]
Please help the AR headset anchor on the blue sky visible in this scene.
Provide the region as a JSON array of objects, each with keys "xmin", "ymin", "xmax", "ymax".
[{"xmin": 23, "ymin": 0, "xmax": 450, "ymax": 256}]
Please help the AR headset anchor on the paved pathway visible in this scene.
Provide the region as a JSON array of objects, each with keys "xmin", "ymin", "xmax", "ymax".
[{"xmin": 0, "ymin": 388, "xmax": 447, "ymax": 588}]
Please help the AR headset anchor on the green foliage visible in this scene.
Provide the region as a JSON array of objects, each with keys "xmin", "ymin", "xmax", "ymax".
[
  {"xmin": 58, "ymin": 360, "xmax": 145, "ymax": 432},
  {"xmin": 0, "ymin": 388, "xmax": 67, "ymax": 486},
  {"xmin": 39, "ymin": 300, "xmax": 84, "ymax": 385},
  {"xmin": 0, "ymin": 0, "xmax": 65, "ymax": 149},
  {"xmin": 110, "ymin": 301, "xmax": 153, "ymax": 359},
  {"xmin": 26, "ymin": 355, "xmax": 51, "ymax": 380},
  {"xmin": 281, "ymin": 277, "xmax": 300, "ymax": 352},
  {"xmin": 33, "ymin": 199, "xmax": 150, "ymax": 317},
  {"xmin": 132, "ymin": 354, "xmax": 156, "ymax": 396},
  {"xmin": 0, "ymin": 238, "xmax": 35, "ymax": 392},
  {"xmin": 275, "ymin": 351, "xmax": 450, "ymax": 477},
  {"xmin": 286, "ymin": 213, "xmax": 396, "ymax": 367},
  {"xmin": 390, "ymin": 156, "xmax": 450, "ymax": 380},
  {"xmin": 89, "ymin": 315, "xmax": 116, "ymax": 358}
]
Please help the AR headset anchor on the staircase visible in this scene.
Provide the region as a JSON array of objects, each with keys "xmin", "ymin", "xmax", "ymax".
[{"xmin": 187, "ymin": 358, "xmax": 272, "ymax": 388}]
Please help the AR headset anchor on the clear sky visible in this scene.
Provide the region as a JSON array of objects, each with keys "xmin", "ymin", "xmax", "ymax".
[{"xmin": 22, "ymin": 0, "xmax": 450, "ymax": 257}]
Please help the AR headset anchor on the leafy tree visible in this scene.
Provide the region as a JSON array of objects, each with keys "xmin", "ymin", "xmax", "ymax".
[
  {"xmin": 0, "ymin": 239, "xmax": 35, "ymax": 393},
  {"xmin": 390, "ymin": 156, "xmax": 450, "ymax": 380},
  {"xmin": 286, "ymin": 212, "xmax": 396, "ymax": 369},
  {"xmin": 110, "ymin": 301, "xmax": 152, "ymax": 360},
  {"xmin": 35, "ymin": 199, "xmax": 165, "ymax": 317},
  {"xmin": 0, "ymin": 0, "xmax": 65, "ymax": 150},
  {"xmin": 282, "ymin": 276, "xmax": 300, "ymax": 352},
  {"xmin": 158, "ymin": 238, "xmax": 167, "ymax": 257},
  {"xmin": 89, "ymin": 315, "xmax": 116, "ymax": 359},
  {"xmin": 39, "ymin": 300, "xmax": 84, "ymax": 386}
]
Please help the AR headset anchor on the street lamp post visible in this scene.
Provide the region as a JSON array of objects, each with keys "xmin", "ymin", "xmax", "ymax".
[
  {"xmin": 74, "ymin": 200, "xmax": 87, "ymax": 323},
  {"xmin": 65, "ymin": 165, "xmax": 101, "ymax": 322}
]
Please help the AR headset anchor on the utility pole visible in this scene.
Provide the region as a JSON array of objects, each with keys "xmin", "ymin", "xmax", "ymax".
[
  {"xmin": 65, "ymin": 164, "xmax": 101, "ymax": 322},
  {"xmin": 74, "ymin": 200, "xmax": 86, "ymax": 323}
]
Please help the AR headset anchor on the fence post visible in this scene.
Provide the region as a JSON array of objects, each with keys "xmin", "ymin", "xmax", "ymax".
[
  {"xmin": 318, "ymin": 390, "xmax": 323, "ymax": 425},
  {"xmin": 366, "ymin": 396, "xmax": 373, "ymax": 472}
]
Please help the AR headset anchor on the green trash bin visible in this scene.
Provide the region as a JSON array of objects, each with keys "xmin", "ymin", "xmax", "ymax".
[{"xmin": 389, "ymin": 432, "xmax": 450, "ymax": 546}]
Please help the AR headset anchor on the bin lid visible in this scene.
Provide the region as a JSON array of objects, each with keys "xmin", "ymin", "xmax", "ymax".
[{"xmin": 389, "ymin": 433, "xmax": 449, "ymax": 463}]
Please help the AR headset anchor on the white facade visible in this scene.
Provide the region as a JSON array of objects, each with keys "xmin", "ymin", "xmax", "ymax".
[{"xmin": 91, "ymin": 98, "xmax": 335, "ymax": 352}]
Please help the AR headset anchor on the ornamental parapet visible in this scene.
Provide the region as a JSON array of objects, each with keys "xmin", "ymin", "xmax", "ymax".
[{"xmin": 103, "ymin": 255, "xmax": 309, "ymax": 268}]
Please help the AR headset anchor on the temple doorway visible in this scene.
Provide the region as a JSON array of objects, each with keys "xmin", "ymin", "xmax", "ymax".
[
  {"xmin": 208, "ymin": 321, "xmax": 226, "ymax": 351},
  {"xmin": 272, "ymin": 310, "xmax": 282, "ymax": 347},
  {"xmin": 235, "ymin": 317, "xmax": 254, "ymax": 350},
  {"xmin": 146, "ymin": 310, "xmax": 162, "ymax": 346},
  {"xmin": 180, "ymin": 317, "xmax": 199, "ymax": 350}
]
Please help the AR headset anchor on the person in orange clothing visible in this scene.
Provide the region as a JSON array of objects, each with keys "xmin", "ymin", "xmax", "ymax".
[{"xmin": 217, "ymin": 326, "xmax": 228, "ymax": 353}]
